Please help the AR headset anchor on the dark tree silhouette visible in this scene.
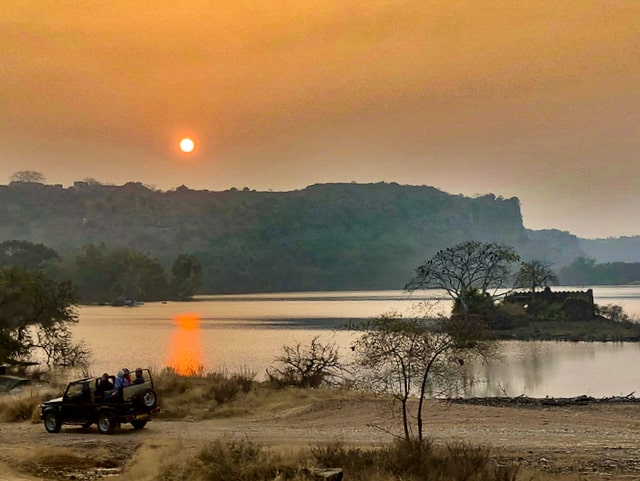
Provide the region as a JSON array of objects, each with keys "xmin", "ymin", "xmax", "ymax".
[
  {"xmin": 0, "ymin": 240, "xmax": 59, "ymax": 271},
  {"xmin": 407, "ymin": 241, "xmax": 520, "ymax": 314},
  {"xmin": 515, "ymin": 260, "xmax": 557, "ymax": 294},
  {"xmin": 0, "ymin": 266, "xmax": 86, "ymax": 366},
  {"xmin": 10, "ymin": 170, "xmax": 45, "ymax": 183},
  {"xmin": 171, "ymin": 254, "xmax": 203, "ymax": 299}
]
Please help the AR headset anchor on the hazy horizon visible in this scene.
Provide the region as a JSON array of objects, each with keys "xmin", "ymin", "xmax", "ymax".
[{"xmin": 2, "ymin": 2, "xmax": 638, "ymax": 239}]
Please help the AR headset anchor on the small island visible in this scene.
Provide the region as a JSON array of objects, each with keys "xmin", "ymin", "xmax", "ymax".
[{"xmin": 494, "ymin": 287, "xmax": 640, "ymax": 341}]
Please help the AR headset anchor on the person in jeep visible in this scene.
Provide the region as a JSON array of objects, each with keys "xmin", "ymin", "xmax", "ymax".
[
  {"xmin": 111, "ymin": 370, "xmax": 129, "ymax": 401},
  {"xmin": 132, "ymin": 368, "xmax": 145, "ymax": 385},
  {"xmin": 95, "ymin": 373, "xmax": 113, "ymax": 401},
  {"xmin": 41, "ymin": 368, "xmax": 159, "ymax": 434}
]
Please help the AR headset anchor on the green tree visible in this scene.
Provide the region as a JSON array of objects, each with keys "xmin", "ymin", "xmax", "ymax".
[
  {"xmin": 559, "ymin": 257, "xmax": 598, "ymax": 285},
  {"xmin": 352, "ymin": 314, "xmax": 492, "ymax": 441},
  {"xmin": 559, "ymin": 258, "xmax": 640, "ymax": 285},
  {"xmin": 171, "ymin": 254, "xmax": 203, "ymax": 300},
  {"xmin": 74, "ymin": 243, "xmax": 110, "ymax": 303},
  {"xmin": 407, "ymin": 241, "xmax": 521, "ymax": 315},
  {"xmin": 0, "ymin": 240, "xmax": 60, "ymax": 271},
  {"xmin": 109, "ymin": 247, "xmax": 168, "ymax": 302},
  {"xmin": 74, "ymin": 244, "xmax": 169, "ymax": 303},
  {"xmin": 0, "ymin": 267, "xmax": 87, "ymax": 366}
]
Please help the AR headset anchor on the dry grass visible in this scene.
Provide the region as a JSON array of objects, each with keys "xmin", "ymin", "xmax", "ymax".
[
  {"xmin": 0, "ymin": 368, "xmax": 73, "ymax": 422},
  {"xmin": 0, "ymin": 370, "xmax": 604, "ymax": 481},
  {"xmin": 154, "ymin": 367, "xmax": 257, "ymax": 419},
  {"xmin": 0, "ymin": 367, "xmax": 344, "ymax": 423},
  {"xmin": 154, "ymin": 367, "xmax": 362, "ymax": 420},
  {"xmin": 149, "ymin": 438, "xmax": 523, "ymax": 481},
  {"xmin": 0, "ymin": 386, "xmax": 62, "ymax": 422},
  {"xmin": 0, "ymin": 367, "xmax": 259, "ymax": 423},
  {"xmin": 122, "ymin": 439, "xmax": 583, "ymax": 481}
]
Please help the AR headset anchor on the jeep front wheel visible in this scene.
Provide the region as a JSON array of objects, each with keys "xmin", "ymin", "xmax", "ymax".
[
  {"xmin": 97, "ymin": 412, "xmax": 116, "ymax": 434},
  {"xmin": 43, "ymin": 411, "xmax": 61, "ymax": 433}
]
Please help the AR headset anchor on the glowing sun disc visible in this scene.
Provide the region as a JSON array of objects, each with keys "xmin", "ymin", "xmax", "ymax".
[{"xmin": 179, "ymin": 138, "xmax": 195, "ymax": 153}]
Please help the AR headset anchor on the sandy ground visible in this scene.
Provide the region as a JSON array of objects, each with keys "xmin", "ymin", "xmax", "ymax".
[{"xmin": 2, "ymin": 398, "xmax": 640, "ymax": 480}]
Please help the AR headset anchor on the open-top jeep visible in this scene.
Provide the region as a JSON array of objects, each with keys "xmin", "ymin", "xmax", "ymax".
[{"xmin": 41, "ymin": 368, "xmax": 159, "ymax": 434}]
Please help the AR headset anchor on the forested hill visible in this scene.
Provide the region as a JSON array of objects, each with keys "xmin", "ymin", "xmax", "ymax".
[{"xmin": 0, "ymin": 181, "xmax": 585, "ymax": 293}]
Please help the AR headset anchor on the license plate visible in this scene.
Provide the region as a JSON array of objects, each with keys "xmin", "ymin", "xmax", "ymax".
[{"xmin": 135, "ymin": 414, "xmax": 148, "ymax": 420}]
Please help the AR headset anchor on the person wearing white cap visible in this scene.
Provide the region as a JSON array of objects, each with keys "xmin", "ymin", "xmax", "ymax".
[{"xmin": 112, "ymin": 370, "xmax": 130, "ymax": 400}]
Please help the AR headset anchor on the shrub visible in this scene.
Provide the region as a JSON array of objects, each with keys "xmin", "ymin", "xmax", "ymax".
[
  {"xmin": 310, "ymin": 439, "xmax": 519, "ymax": 481},
  {"xmin": 207, "ymin": 373, "xmax": 240, "ymax": 404},
  {"xmin": 267, "ymin": 337, "xmax": 344, "ymax": 389},
  {"xmin": 310, "ymin": 442, "xmax": 374, "ymax": 473},
  {"xmin": 537, "ymin": 303, "xmax": 564, "ymax": 320},
  {"xmin": 0, "ymin": 387, "xmax": 61, "ymax": 423},
  {"xmin": 158, "ymin": 439, "xmax": 298, "ymax": 481},
  {"xmin": 155, "ymin": 367, "xmax": 259, "ymax": 419},
  {"xmin": 597, "ymin": 304, "xmax": 631, "ymax": 323},
  {"xmin": 234, "ymin": 366, "xmax": 257, "ymax": 393},
  {"xmin": 381, "ymin": 439, "xmax": 436, "ymax": 478},
  {"xmin": 154, "ymin": 367, "xmax": 196, "ymax": 395},
  {"xmin": 0, "ymin": 394, "xmax": 38, "ymax": 422}
]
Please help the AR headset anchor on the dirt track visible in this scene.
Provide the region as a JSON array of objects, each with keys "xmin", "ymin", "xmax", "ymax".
[{"xmin": 2, "ymin": 399, "xmax": 640, "ymax": 480}]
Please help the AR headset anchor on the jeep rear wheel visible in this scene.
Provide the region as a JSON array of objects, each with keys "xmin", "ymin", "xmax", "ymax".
[
  {"xmin": 43, "ymin": 411, "xmax": 61, "ymax": 433},
  {"xmin": 97, "ymin": 412, "xmax": 116, "ymax": 434},
  {"xmin": 131, "ymin": 419, "xmax": 147, "ymax": 430},
  {"xmin": 138, "ymin": 388, "xmax": 157, "ymax": 409}
]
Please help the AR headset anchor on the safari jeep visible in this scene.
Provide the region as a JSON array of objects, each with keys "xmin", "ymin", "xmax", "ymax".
[{"xmin": 41, "ymin": 368, "xmax": 159, "ymax": 434}]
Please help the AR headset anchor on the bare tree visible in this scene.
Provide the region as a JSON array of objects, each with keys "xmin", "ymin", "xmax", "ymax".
[
  {"xmin": 31, "ymin": 322, "xmax": 91, "ymax": 369},
  {"xmin": 267, "ymin": 336, "xmax": 344, "ymax": 388},
  {"xmin": 597, "ymin": 304, "xmax": 631, "ymax": 323},
  {"xmin": 515, "ymin": 260, "xmax": 557, "ymax": 294},
  {"xmin": 407, "ymin": 241, "xmax": 520, "ymax": 314},
  {"xmin": 352, "ymin": 313, "xmax": 493, "ymax": 441},
  {"xmin": 10, "ymin": 170, "xmax": 46, "ymax": 183}
]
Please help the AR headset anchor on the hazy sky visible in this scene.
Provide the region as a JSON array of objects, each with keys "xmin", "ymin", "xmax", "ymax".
[{"xmin": 1, "ymin": 1, "xmax": 638, "ymax": 239}]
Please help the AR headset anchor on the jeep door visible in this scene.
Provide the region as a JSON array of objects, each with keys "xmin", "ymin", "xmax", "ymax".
[{"xmin": 61, "ymin": 382, "xmax": 93, "ymax": 423}]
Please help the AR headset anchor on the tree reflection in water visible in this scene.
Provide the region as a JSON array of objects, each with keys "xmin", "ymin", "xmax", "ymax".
[{"xmin": 167, "ymin": 312, "xmax": 206, "ymax": 375}]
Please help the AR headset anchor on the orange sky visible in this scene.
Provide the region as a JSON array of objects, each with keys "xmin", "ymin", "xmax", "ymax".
[{"xmin": 1, "ymin": 1, "xmax": 639, "ymax": 238}]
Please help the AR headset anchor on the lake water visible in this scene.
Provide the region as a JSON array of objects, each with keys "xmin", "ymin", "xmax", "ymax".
[{"xmin": 73, "ymin": 286, "xmax": 640, "ymax": 398}]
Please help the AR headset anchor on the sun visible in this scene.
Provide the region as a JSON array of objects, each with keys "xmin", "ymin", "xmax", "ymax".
[{"xmin": 179, "ymin": 137, "xmax": 195, "ymax": 153}]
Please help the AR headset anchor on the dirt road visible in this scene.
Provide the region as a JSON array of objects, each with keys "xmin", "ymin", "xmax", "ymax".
[{"xmin": 2, "ymin": 398, "xmax": 640, "ymax": 480}]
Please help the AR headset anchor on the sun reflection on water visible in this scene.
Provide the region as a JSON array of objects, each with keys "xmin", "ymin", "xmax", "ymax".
[{"xmin": 167, "ymin": 312, "xmax": 206, "ymax": 375}]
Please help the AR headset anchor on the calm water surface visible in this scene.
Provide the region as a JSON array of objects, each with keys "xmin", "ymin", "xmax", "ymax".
[{"xmin": 73, "ymin": 286, "xmax": 640, "ymax": 398}]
